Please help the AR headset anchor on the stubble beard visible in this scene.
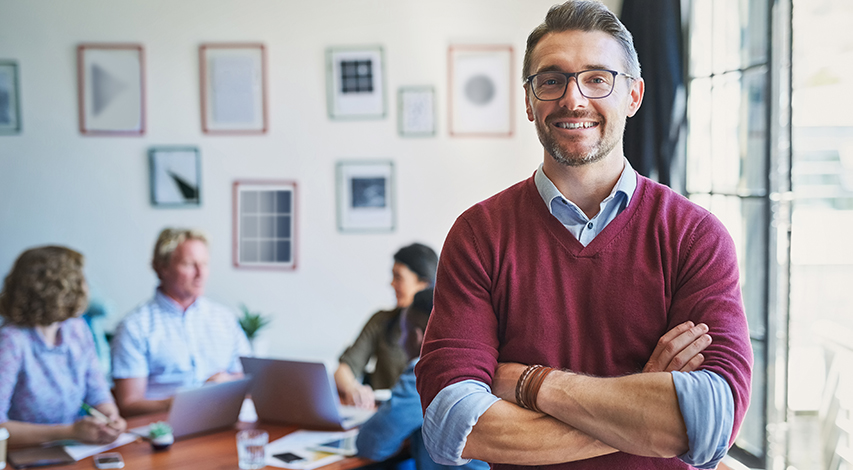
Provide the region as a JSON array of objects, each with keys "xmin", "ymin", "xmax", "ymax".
[{"xmin": 535, "ymin": 110, "xmax": 623, "ymax": 167}]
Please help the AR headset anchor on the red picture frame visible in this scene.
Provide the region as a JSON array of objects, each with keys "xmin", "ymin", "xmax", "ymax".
[
  {"xmin": 77, "ymin": 43, "xmax": 146, "ymax": 136},
  {"xmin": 232, "ymin": 180, "xmax": 297, "ymax": 271},
  {"xmin": 200, "ymin": 43, "xmax": 268, "ymax": 135}
]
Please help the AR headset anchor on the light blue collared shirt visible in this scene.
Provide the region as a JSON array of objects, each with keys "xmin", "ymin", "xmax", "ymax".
[{"xmin": 422, "ymin": 161, "xmax": 734, "ymax": 469}]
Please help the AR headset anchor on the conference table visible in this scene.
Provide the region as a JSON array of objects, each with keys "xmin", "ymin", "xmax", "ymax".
[{"xmin": 52, "ymin": 413, "xmax": 378, "ymax": 470}]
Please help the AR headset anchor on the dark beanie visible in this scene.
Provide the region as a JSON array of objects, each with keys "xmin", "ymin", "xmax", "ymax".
[{"xmin": 393, "ymin": 243, "xmax": 438, "ymax": 285}]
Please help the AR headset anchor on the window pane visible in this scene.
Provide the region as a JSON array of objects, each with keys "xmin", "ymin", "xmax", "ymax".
[
  {"xmin": 276, "ymin": 190, "xmax": 292, "ymax": 214},
  {"xmin": 276, "ymin": 215, "xmax": 291, "ymax": 238},
  {"xmin": 710, "ymin": 72, "xmax": 743, "ymax": 193},
  {"xmin": 276, "ymin": 241, "xmax": 291, "ymax": 263},
  {"xmin": 240, "ymin": 241, "xmax": 258, "ymax": 263},
  {"xmin": 260, "ymin": 215, "xmax": 275, "ymax": 238},
  {"xmin": 735, "ymin": 339, "xmax": 766, "ymax": 460},
  {"xmin": 259, "ymin": 240, "xmax": 274, "ymax": 262},
  {"xmin": 712, "ymin": 0, "xmax": 741, "ymax": 74},
  {"xmin": 689, "ymin": 0, "xmax": 713, "ymax": 77},
  {"xmin": 742, "ymin": 0, "xmax": 769, "ymax": 68},
  {"xmin": 741, "ymin": 67, "xmax": 769, "ymax": 194},
  {"xmin": 259, "ymin": 191, "xmax": 275, "ymax": 213},
  {"xmin": 242, "ymin": 215, "xmax": 258, "ymax": 238},
  {"xmin": 687, "ymin": 78, "xmax": 712, "ymax": 194}
]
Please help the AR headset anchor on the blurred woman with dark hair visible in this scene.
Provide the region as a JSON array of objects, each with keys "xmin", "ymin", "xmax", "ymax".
[{"xmin": 0, "ymin": 246, "xmax": 126, "ymax": 448}]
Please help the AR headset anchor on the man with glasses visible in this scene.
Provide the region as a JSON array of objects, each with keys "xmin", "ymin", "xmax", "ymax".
[{"xmin": 415, "ymin": 1, "xmax": 753, "ymax": 469}]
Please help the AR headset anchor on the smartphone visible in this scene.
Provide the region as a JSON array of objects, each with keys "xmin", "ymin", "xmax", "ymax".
[
  {"xmin": 93, "ymin": 452, "xmax": 125, "ymax": 469},
  {"xmin": 309, "ymin": 435, "xmax": 358, "ymax": 456}
]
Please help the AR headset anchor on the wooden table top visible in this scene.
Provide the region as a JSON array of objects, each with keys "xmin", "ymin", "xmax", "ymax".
[{"xmin": 50, "ymin": 413, "xmax": 375, "ymax": 470}]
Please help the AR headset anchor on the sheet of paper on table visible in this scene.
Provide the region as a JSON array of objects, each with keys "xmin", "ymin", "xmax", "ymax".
[
  {"xmin": 265, "ymin": 430, "xmax": 354, "ymax": 469},
  {"xmin": 63, "ymin": 433, "xmax": 137, "ymax": 460}
]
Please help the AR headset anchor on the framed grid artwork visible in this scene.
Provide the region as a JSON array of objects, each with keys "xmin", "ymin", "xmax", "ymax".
[
  {"xmin": 448, "ymin": 45, "xmax": 514, "ymax": 137},
  {"xmin": 0, "ymin": 61, "xmax": 22, "ymax": 134},
  {"xmin": 326, "ymin": 46, "xmax": 385, "ymax": 119},
  {"xmin": 233, "ymin": 180, "xmax": 297, "ymax": 270},
  {"xmin": 200, "ymin": 43, "xmax": 268, "ymax": 134},
  {"xmin": 398, "ymin": 86, "xmax": 435, "ymax": 137},
  {"xmin": 149, "ymin": 147, "xmax": 201, "ymax": 207},
  {"xmin": 336, "ymin": 160, "xmax": 395, "ymax": 233},
  {"xmin": 77, "ymin": 44, "xmax": 145, "ymax": 135}
]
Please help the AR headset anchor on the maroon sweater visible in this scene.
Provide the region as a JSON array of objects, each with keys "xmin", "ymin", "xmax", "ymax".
[{"xmin": 416, "ymin": 174, "xmax": 753, "ymax": 469}]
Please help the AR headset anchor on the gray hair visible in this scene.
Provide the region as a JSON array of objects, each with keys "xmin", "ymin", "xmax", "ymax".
[
  {"xmin": 522, "ymin": 0, "xmax": 641, "ymax": 80},
  {"xmin": 151, "ymin": 228, "xmax": 208, "ymax": 272}
]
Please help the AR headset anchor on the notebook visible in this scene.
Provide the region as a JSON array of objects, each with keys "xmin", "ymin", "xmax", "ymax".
[
  {"xmin": 131, "ymin": 377, "xmax": 252, "ymax": 439},
  {"xmin": 240, "ymin": 357, "xmax": 374, "ymax": 430}
]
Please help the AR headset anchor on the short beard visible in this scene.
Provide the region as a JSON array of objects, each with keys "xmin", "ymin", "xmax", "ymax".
[{"xmin": 535, "ymin": 110, "xmax": 622, "ymax": 167}]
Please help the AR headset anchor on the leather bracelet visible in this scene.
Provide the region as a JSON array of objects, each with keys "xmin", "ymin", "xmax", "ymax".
[
  {"xmin": 525, "ymin": 366, "xmax": 554, "ymax": 413},
  {"xmin": 515, "ymin": 364, "xmax": 541, "ymax": 409}
]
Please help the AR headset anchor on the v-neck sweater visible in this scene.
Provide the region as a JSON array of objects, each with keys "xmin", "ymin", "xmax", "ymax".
[{"xmin": 417, "ymin": 173, "xmax": 753, "ymax": 469}]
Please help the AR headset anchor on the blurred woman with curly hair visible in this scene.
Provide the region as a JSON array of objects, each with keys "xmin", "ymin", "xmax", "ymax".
[{"xmin": 0, "ymin": 246, "xmax": 126, "ymax": 448}]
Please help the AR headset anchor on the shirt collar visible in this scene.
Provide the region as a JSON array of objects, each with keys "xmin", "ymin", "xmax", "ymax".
[
  {"xmin": 534, "ymin": 158, "xmax": 637, "ymax": 213},
  {"xmin": 154, "ymin": 288, "xmax": 199, "ymax": 316}
]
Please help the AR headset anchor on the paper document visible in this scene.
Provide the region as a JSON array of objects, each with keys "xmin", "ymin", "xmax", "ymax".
[
  {"xmin": 265, "ymin": 430, "xmax": 354, "ymax": 469},
  {"xmin": 63, "ymin": 433, "xmax": 136, "ymax": 460}
]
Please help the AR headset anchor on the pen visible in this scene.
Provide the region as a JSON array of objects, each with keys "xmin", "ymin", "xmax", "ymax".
[{"xmin": 80, "ymin": 403, "xmax": 111, "ymax": 424}]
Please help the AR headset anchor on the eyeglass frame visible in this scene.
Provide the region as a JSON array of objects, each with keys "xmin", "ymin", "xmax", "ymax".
[{"xmin": 525, "ymin": 69, "xmax": 638, "ymax": 101}]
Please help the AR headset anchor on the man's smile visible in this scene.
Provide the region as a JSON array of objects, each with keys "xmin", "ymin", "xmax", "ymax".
[{"xmin": 554, "ymin": 121, "xmax": 599, "ymax": 130}]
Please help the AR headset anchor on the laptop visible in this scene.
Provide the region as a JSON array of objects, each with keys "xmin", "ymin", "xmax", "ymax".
[
  {"xmin": 241, "ymin": 357, "xmax": 375, "ymax": 430},
  {"xmin": 131, "ymin": 377, "xmax": 252, "ymax": 439}
]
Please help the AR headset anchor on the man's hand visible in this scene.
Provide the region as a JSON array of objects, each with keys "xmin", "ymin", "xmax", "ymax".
[
  {"xmin": 643, "ymin": 321, "xmax": 711, "ymax": 373},
  {"xmin": 205, "ymin": 371, "xmax": 244, "ymax": 384}
]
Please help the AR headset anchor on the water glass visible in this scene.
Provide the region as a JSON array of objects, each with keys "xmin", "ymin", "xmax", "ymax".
[{"xmin": 236, "ymin": 429, "xmax": 268, "ymax": 469}]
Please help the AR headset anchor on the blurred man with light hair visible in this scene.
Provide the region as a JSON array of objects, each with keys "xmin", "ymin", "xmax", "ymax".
[{"xmin": 111, "ymin": 228, "xmax": 250, "ymax": 416}]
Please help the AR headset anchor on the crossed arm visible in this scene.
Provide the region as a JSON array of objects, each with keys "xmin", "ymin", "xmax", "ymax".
[{"xmin": 459, "ymin": 321, "xmax": 713, "ymax": 464}]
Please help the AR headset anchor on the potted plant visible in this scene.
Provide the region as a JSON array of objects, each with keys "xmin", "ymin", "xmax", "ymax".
[
  {"xmin": 239, "ymin": 304, "xmax": 271, "ymax": 354},
  {"xmin": 148, "ymin": 421, "xmax": 174, "ymax": 450}
]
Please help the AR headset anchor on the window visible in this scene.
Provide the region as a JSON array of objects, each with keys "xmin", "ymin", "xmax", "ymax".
[{"xmin": 683, "ymin": 0, "xmax": 790, "ymax": 467}]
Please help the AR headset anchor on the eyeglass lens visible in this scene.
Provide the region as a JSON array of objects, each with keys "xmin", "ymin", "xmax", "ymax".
[{"xmin": 530, "ymin": 71, "xmax": 615, "ymax": 100}]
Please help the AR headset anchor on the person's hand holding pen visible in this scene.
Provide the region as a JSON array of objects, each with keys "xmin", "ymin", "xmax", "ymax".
[{"xmin": 75, "ymin": 403, "xmax": 127, "ymax": 445}]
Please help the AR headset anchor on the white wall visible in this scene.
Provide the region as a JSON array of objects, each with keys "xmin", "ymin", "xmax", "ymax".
[{"xmin": 0, "ymin": 0, "xmax": 619, "ymax": 363}]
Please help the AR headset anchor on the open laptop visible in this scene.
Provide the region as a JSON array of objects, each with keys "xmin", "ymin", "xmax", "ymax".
[
  {"xmin": 241, "ymin": 357, "xmax": 374, "ymax": 430},
  {"xmin": 131, "ymin": 377, "xmax": 252, "ymax": 439}
]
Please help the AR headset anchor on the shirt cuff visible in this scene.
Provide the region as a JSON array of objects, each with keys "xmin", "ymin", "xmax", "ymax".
[
  {"xmin": 422, "ymin": 380, "xmax": 499, "ymax": 466},
  {"xmin": 672, "ymin": 370, "xmax": 735, "ymax": 469}
]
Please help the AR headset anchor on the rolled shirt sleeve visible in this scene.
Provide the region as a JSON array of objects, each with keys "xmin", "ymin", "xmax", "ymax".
[
  {"xmin": 672, "ymin": 369, "xmax": 735, "ymax": 469},
  {"xmin": 422, "ymin": 380, "xmax": 499, "ymax": 466}
]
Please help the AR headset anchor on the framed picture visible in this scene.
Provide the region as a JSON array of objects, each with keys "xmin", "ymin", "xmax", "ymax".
[
  {"xmin": 326, "ymin": 46, "xmax": 385, "ymax": 120},
  {"xmin": 336, "ymin": 160, "xmax": 395, "ymax": 233},
  {"xmin": 0, "ymin": 61, "xmax": 21, "ymax": 134},
  {"xmin": 233, "ymin": 180, "xmax": 297, "ymax": 270},
  {"xmin": 200, "ymin": 43, "xmax": 268, "ymax": 134},
  {"xmin": 149, "ymin": 147, "xmax": 201, "ymax": 207},
  {"xmin": 448, "ymin": 45, "xmax": 514, "ymax": 137},
  {"xmin": 398, "ymin": 86, "xmax": 435, "ymax": 137},
  {"xmin": 77, "ymin": 44, "xmax": 145, "ymax": 135}
]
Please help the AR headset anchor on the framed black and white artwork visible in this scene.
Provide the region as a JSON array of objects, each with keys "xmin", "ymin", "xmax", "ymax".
[
  {"xmin": 77, "ymin": 44, "xmax": 145, "ymax": 135},
  {"xmin": 326, "ymin": 46, "xmax": 385, "ymax": 120},
  {"xmin": 149, "ymin": 147, "xmax": 201, "ymax": 207},
  {"xmin": 448, "ymin": 45, "xmax": 514, "ymax": 137},
  {"xmin": 233, "ymin": 180, "xmax": 297, "ymax": 270},
  {"xmin": 200, "ymin": 43, "xmax": 267, "ymax": 134},
  {"xmin": 336, "ymin": 160, "xmax": 395, "ymax": 233},
  {"xmin": 0, "ymin": 61, "xmax": 21, "ymax": 134},
  {"xmin": 398, "ymin": 86, "xmax": 435, "ymax": 137}
]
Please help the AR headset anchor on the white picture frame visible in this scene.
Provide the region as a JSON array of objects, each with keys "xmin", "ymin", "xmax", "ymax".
[
  {"xmin": 448, "ymin": 45, "xmax": 514, "ymax": 137},
  {"xmin": 149, "ymin": 147, "xmax": 201, "ymax": 207},
  {"xmin": 398, "ymin": 86, "xmax": 436, "ymax": 137},
  {"xmin": 336, "ymin": 161, "xmax": 395, "ymax": 233},
  {"xmin": 78, "ymin": 44, "xmax": 145, "ymax": 135},
  {"xmin": 200, "ymin": 43, "xmax": 268, "ymax": 134},
  {"xmin": 326, "ymin": 46, "xmax": 385, "ymax": 120}
]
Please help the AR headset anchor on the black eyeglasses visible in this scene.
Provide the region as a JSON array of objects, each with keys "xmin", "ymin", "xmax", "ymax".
[{"xmin": 525, "ymin": 69, "xmax": 637, "ymax": 101}]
